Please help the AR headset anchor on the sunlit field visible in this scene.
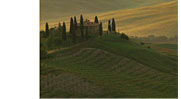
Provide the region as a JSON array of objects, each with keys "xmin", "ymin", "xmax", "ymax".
[{"xmin": 40, "ymin": 0, "xmax": 177, "ymax": 37}]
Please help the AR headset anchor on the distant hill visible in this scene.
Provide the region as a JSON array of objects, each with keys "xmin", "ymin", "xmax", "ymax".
[
  {"xmin": 40, "ymin": 0, "xmax": 173, "ymax": 27},
  {"xmin": 96, "ymin": 0, "xmax": 178, "ymax": 37},
  {"xmin": 40, "ymin": 0, "xmax": 177, "ymax": 37}
]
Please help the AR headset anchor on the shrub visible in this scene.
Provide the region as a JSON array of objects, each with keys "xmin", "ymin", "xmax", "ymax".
[
  {"xmin": 147, "ymin": 46, "xmax": 151, "ymax": 49},
  {"xmin": 120, "ymin": 33, "xmax": 129, "ymax": 40},
  {"xmin": 140, "ymin": 42, "xmax": 144, "ymax": 45}
]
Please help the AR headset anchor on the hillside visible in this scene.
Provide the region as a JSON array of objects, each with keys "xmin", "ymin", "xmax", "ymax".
[
  {"xmin": 96, "ymin": 0, "xmax": 178, "ymax": 37},
  {"xmin": 40, "ymin": 0, "xmax": 177, "ymax": 38},
  {"xmin": 40, "ymin": 0, "xmax": 172, "ymax": 20},
  {"xmin": 40, "ymin": 34, "xmax": 177, "ymax": 98},
  {"xmin": 40, "ymin": 0, "xmax": 173, "ymax": 29}
]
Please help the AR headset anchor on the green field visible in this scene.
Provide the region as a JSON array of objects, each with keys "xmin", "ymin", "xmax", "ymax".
[
  {"xmin": 40, "ymin": 34, "xmax": 177, "ymax": 98},
  {"xmin": 154, "ymin": 44, "xmax": 178, "ymax": 50}
]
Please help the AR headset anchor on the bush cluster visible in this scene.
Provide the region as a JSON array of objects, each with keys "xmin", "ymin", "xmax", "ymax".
[{"xmin": 120, "ymin": 33, "xmax": 129, "ymax": 40}]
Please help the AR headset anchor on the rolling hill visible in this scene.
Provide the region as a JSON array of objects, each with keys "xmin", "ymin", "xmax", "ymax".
[
  {"xmin": 97, "ymin": 0, "xmax": 178, "ymax": 37},
  {"xmin": 40, "ymin": 34, "xmax": 177, "ymax": 98},
  {"xmin": 40, "ymin": 0, "xmax": 178, "ymax": 97},
  {"xmin": 40, "ymin": 0, "xmax": 177, "ymax": 38},
  {"xmin": 40, "ymin": 0, "xmax": 173, "ymax": 23}
]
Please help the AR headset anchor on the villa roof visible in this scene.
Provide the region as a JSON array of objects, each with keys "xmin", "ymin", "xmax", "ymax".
[{"xmin": 77, "ymin": 20, "xmax": 99, "ymax": 27}]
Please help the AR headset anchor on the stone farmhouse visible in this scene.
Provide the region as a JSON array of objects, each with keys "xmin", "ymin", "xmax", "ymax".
[{"xmin": 77, "ymin": 19, "xmax": 99, "ymax": 34}]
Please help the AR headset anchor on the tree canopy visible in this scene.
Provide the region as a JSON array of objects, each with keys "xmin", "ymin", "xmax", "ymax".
[
  {"xmin": 94, "ymin": 16, "xmax": 99, "ymax": 23},
  {"xmin": 112, "ymin": 18, "xmax": 116, "ymax": 32},
  {"xmin": 108, "ymin": 20, "xmax": 111, "ymax": 32},
  {"xmin": 99, "ymin": 22, "xmax": 103, "ymax": 37},
  {"xmin": 45, "ymin": 22, "xmax": 49, "ymax": 37},
  {"xmin": 62, "ymin": 22, "xmax": 67, "ymax": 41},
  {"xmin": 80, "ymin": 15, "xmax": 84, "ymax": 40}
]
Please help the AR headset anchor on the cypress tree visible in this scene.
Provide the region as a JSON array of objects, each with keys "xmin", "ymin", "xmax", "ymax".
[
  {"xmin": 85, "ymin": 26, "xmax": 89, "ymax": 40},
  {"xmin": 73, "ymin": 16, "xmax": 77, "ymax": 43},
  {"xmin": 80, "ymin": 15, "xmax": 84, "ymax": 40},
  {"xmin": 99, "ymin": 22, "xmax": 103, "ymax": 37},
  {"xmin": 45, "ymin": 22, "xmax": 49, "ymax": 37},
  {"xmin": 108, "ymin": 20, "xmax": 111, "ymax": 32},
  {"xmin": 54, "ymin": 23, "xmax": 62, "ymax": 49},
  {"xmin": 58, "ymin": 22, "xmax": 61, "ymax": 36},
  {"xmin": 70, "ymin": 17, "xmax": 74, "ymax": 35},
  {"xmin": 69, "ymin": 17, "xmax": 76, "ymax": 43},
  {"xmin": 74, "ymin": 16, "xmax": 77, "ymax": 31},
  {"xmin": 62, "ymin": 22, "xmax": 67, "ymax": 41},
  {"xmin": 112, "ymin": 18, "xmax": 116, "ymax": 33},
  {"xmin": 94, "ymin": 16, "xmax": 99, "ymax": 23}
]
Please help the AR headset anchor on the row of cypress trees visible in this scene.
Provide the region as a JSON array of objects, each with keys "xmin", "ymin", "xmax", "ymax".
[
  {"xmin": 45, "ymin": 22, "xmax": 66, "ymax": 41},
  {"xmin": 70, "ymin": 16, "xmax": 78, "ymax": 43},
  {"xmin": 108, "ymin": 18, "xmax": 116, "ymax": 33},
  {"xmin": 45, "ymin": 15, "xmax": 116, "ymax": 42},
  {"xmin": 69, "ymin": 15, "xmax": 87, "ymax": 43}
]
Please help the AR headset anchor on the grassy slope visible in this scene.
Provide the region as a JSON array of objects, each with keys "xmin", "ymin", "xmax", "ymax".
[
  {"xmin": 155, "ymin": 44, "xmax": 178, "ymax": 50},
  {"xmin": 151, "ymin": 43, "xmax": 178, "ymax": 58},
  {"xmin": 40, "ymin": 34, "xmax": 177, "ymax": 98}
]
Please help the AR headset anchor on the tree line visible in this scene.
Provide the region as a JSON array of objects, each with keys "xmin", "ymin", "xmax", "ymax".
[
  {"xmin": 44, "ymin": 15, "xmax": 117, "ymax": 41},
  {"xmin": 40, "ymin": 15, "xmax": 118, "ymax": 59},
  {"xmin": 40, "ymin": 15, "xmax": 132, "ymax": 59}
]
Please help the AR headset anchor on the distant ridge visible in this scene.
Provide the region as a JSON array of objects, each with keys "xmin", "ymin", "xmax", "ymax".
[{"xmin": 96, "ymin": 0, "xmax": 178, "ymax": 37}]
